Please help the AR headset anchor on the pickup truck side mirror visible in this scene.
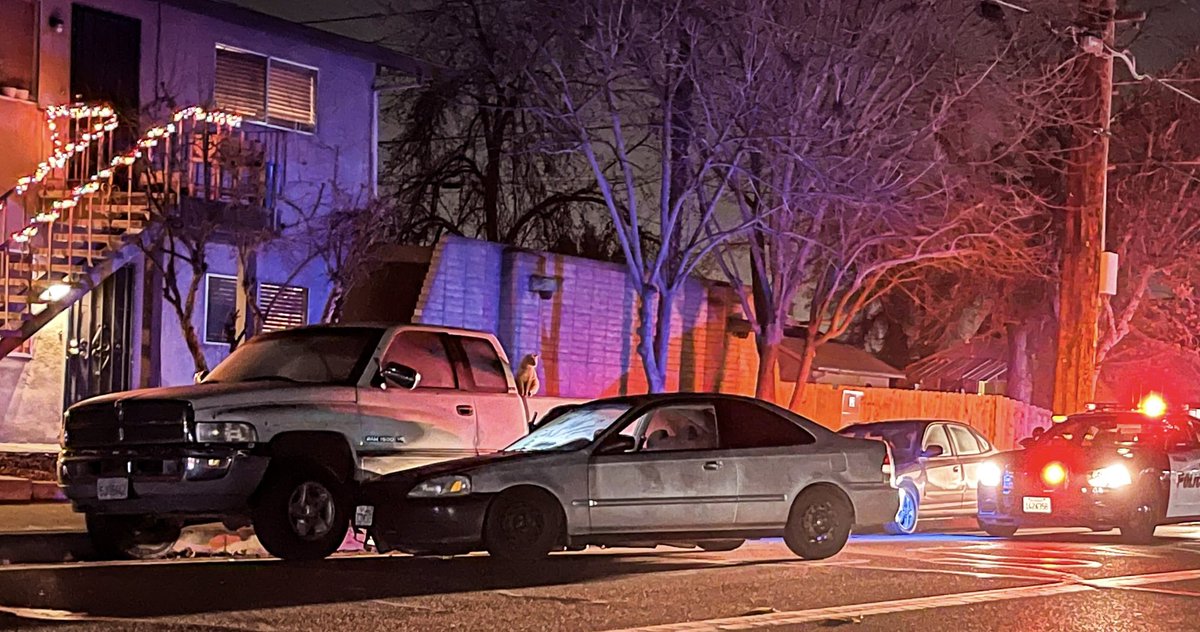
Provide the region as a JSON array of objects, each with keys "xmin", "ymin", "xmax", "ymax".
[
  {"xmin": 194, "ymin": 370, "xmax": 209, "ymax": 384},
  {"xmin": 920, "ymin": 444, "xmax": 944, "ymax": 459},
  {"xmin": 595, "ymin": 434, "xmax": 636, "ymax": 455},
  {"xmin": 381, "ymin": 363, "xmax": 421, "ymax": 390}
]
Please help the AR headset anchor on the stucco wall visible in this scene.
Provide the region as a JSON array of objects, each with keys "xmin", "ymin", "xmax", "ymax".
[{"xmin": 0, "ymin": 311, "xmax": 67, "ymax": 443}]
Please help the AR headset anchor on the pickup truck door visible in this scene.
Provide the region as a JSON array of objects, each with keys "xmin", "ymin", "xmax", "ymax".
[
  {"xmin": 357, "ymin": 330, "xmax": 478, "ymax": 476},
  {"xmin": 449, "ymin": 334, "xmax": 529, "ymax": 454}
]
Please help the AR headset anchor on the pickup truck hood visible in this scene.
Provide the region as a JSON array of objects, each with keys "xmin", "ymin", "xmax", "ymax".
[{"xmin": 70, "ymin": 381, "xmax": 357, "ymax": 414}]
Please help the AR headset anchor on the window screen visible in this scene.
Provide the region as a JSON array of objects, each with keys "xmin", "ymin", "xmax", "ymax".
[
  {"xmin": 383, "ymin": 331, "xmax": 457, "ymax": 389},
  {"xmin": 267, "ymin": 60, "xmax": 316, "ymax": 131},
  {"xmin": 215, "ymin": 47, "xmax": 267, "ymax": 119},
  {"xmin": 258, "ymin": 283, "xmax": 308, "ymax": 333},
  {"xmin": 204, "ymin": 275, "xmax": 238, "ymax": 344},
  {"xmin": 458, "ymin": 336, "xmax": 509, "ymax": 393},
  {"xmin": 717, "ymin": 399, "xmax": 815, "ymax": 449}
]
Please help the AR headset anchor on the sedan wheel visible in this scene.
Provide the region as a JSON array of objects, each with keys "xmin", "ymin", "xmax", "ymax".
[
  {"xmin": 884, "ymin": 485, "xmax": 919, "ymax": 535},
  {"xmin": 784, "ymin": 487, "xmax": 853, "ymax": 560},
  {"xmin": 484, "ymin": 488, "xmax": 563, "ymax": 562}
]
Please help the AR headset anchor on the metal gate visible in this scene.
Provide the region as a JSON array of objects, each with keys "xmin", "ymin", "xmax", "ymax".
[{"xmin": 65, "ymin": 265, "xmax": 135, "ymax": 407}]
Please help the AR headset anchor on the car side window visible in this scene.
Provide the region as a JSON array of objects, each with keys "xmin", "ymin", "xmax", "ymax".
[
  {"xmin": 717, "ymin": 400, "xmax": 816, "ymax": 449},
  {"xmin": 457, "ymin": 336, "xmax": 509, "ymax": 393},
  {"xmin": 638, "ymin": 405, "xmax": 718, "ymax": 453},
  {"xmin": 947, "ymin": 424, "xmax": 982, "ymax": 456},
  {"xmin": 923, "ymin": 424, "xmax": 953, "ymax": 456},
  {"xmin": 973, "ymin": 429, "xmax": 993, "ymax": 453},
  {"xmin": 382, "ymin": 331, "xmax": 457, "ymax": 389}
]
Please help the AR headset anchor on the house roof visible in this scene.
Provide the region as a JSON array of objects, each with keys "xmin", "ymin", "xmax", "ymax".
[
  {"xmin": 163, "ymin": 0, "xmax": 433, "ymax": 77},
  {"xmin": 906, "ymin": 338, "xmax": 1008, "ymax": 385},
  {"xmin": 779, "ymin": 339, "xmax": 905, "ymax": 381}
]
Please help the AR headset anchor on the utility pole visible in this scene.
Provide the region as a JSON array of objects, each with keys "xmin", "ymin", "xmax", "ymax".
[{"xmin": 1052, "ymin": 0, "xmax": 1115, "ymax": 415}]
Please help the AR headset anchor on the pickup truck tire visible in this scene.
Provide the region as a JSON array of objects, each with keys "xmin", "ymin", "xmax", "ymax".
[
  {"xmin": 86, "ymin": 514, "xmax": 181, "ymax": 560},
  {"xmin": 484, "ymin": 487, "xmax": 563, "ymax": 562},
  {"xmin": 252, "ymin": 461, "xmax": 350, "ymax": 561},
  {"xmin": 784, "ymin": 486, "xmax": 853, "ymax": 560}
]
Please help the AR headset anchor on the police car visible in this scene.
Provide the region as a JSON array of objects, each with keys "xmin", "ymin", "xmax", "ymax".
[{"xmin": 976, "ymin": 396, "xmax": 1200, "ymax": 542}]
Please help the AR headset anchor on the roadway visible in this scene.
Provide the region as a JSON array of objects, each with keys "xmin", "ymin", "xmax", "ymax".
[{"xmin": 2, "ymin": 524, "xmax": 1200, "ymax": 631}]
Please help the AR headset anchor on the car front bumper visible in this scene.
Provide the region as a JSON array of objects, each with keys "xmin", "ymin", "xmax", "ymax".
[
  {"xmin": 357, "ymin": 494, "xmax": 494, "ymax": 554},
  {"xmin": 60, "ymin": 447, "xmax": 268, "ymax": 516},
  {"xmin": 977, "ymin": 484, "xmax": 1141, "ymax": 529}
]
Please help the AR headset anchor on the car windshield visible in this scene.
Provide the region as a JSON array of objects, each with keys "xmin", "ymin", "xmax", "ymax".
[
  {"xmin": 204, "ymin": 328, "xmax": 383, "ymax": 386},
  {"xmin": 506, "ymin": 403, "xmax": 633, "ymax": 453},
  {"xmin": 1037, "ymin": 413, "xmax": 1185, "ymax": 449},
  {"xmin": 840, "ymin": 421, "xmax": 924, "ymax": 462}
]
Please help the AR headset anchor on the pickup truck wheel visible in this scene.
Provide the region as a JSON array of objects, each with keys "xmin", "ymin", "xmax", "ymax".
[
  {"xmin": 484, "ymin": 488, "xmax": 563, "ymax": 562},
  {"xmin": 86, "ymin": 514, "xmax": 180, "ymax": 560},
  {"xmin": 253, "ymin": 463, "xmax": 349, "ymax": 561},
  {"xmin": 784, "ymin": 486, "xmax": 852, "ymax": 560}
]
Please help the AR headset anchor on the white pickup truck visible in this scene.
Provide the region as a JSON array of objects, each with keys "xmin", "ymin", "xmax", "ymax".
[{"xmin": 58, "ymin": 323, "xmax": 573, "ymax": 560}]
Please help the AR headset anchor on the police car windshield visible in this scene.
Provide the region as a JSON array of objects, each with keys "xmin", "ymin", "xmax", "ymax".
[{"xmin": 1040, "ymin": 413, "xmax": 1180, "ymax": 449}]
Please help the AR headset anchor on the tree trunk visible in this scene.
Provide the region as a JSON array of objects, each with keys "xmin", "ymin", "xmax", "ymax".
[
  {"xmin": 1006, "ymin": 322, "xmax": 1032, "ymax": 404},
  {"xmin": 786, "ymin": 338, "xmax": 818, "ymax": 410},
  {"xmin": 181, "ymin": 320, "xmax": 208, "ymax": 374},
  {"xmin": 754, "ymin": 322, "xmax": 782, "ymax": 401},
  {"xmin": 636, "ymin": 287, "xmax": 668, "ymax": 393}
]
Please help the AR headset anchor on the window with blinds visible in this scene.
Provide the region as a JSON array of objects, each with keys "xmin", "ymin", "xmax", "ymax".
[
  {"xmin": 204, "ymin": 274, "xmax": 238, "ymax": 345},
  {"xmin": 258, "ymin": 283, "xmax": 309, "ymax": 332},
  {"xmin": 214, "ymin": 45, "xmax": 316, "ymax": 132}
]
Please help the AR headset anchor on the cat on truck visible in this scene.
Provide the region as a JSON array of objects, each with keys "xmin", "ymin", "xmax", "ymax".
[{"xmin": 57, "ymin": 323, "xmax": 570, "ymax": 560}]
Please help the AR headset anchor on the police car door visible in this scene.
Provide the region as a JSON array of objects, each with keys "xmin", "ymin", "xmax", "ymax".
[{"xmin": 1165, "ymin": 419, "xmax": 1200, "ymax": 519}]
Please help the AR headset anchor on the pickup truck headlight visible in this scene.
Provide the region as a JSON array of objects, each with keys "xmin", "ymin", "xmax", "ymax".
[
  {"xmin": 1088, "ymin": 463, "xmax": 1132, "ymax": 489},
  {"xmin": 407, "ymin": 475, "xmax": 471, "ymax": 498},
  {"xmin": 194, "ymin": 422, "xmax": 257, "ymax": 444}
]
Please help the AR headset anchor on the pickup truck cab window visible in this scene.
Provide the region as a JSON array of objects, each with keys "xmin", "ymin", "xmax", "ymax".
[
  {"xmin": 383, "ymin": 331, "xmax": 457, "ymax": 389},
  {"xmin": 458, "ymin": 335, "xmax": 510, "ymax": 393}
]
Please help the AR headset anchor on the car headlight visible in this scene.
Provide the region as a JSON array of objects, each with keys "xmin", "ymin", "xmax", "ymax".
[
  {"xmin": 978, "ymin": 461, "xmax": 1003, "ymax": 487},
  {"xmin": 407, "ymin": 475, "xmax": 472, "ymax": 498},
  {"xmin": 194, "ymin": 421, "xmax": 257, "ymax": 443},
  {"xmin": 1088, "ymin": 463, "xmax": 1132, "ymax": 489}
]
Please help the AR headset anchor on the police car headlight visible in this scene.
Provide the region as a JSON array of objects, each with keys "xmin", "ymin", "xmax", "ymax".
[
  {"xmin": 1088, "ymin": 463, "xmax": 1132, "ymax": 489},
  {"xmin": 407, "ymin": 475, "xmax": 471, "ymax": 498},
  {"xmin": 979, "ymin": 461, "xmax": 1003, "ymax": 487}
]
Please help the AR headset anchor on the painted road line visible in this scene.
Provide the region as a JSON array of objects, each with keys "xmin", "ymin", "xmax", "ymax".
[{"xmin": 605, "ymin": 567, "xmax": 1200, "ymax": 632}]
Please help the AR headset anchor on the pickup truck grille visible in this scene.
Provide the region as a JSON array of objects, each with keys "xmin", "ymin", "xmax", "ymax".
[{"xmin": 64, "ymin": 400, "xmax": 192, "ymax": 448}]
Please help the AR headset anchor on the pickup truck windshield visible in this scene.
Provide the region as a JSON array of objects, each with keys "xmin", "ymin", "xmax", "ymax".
[
  {"xmin": 507, "ymin": 404, "xmax": 632, "ymax": 452},
  {"xmin": 205, "ymin": 328, "xmax": 383, "ymax": 386}
]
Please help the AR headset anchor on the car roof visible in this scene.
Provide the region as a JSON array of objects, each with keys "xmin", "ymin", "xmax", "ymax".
[{"xmin": 574, "ymin": 392, "xmax": 785, "ymax": 408}]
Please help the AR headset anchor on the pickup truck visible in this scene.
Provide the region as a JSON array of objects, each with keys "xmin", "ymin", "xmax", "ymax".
[{"xmin": 58, "ymin": 323, "xmax": 572, "ymax": 560}]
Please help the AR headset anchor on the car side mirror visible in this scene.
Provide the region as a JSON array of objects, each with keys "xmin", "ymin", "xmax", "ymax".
[
  {"xmin": 595, "ymin": 434, "xmax": 636, "ymax": 455},
  {"xmin": 381, "ymin": 363, "xmax": 421, "ymax": 390},
  {"xmin": 194, "ymin": 370, "xmax": 209, "ymax": 384},
  {"xmin": 921, "ymin": 445, "xmax": 944, "ymax": 459}
]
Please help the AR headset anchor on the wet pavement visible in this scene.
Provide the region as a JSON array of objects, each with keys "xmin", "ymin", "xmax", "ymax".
[{"xmin": 1, "ymin": 526, "xmax": 1199, "ymax": 631}]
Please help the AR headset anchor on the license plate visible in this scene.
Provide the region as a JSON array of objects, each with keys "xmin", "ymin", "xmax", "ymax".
[
  {"xmin": 1023, "ymin": 496, "xmax": 1051, "ymax": 514},
  {"xmin": 96, "ymin": 477, "xmax": 129, "ymax": 501},
  {"xmin": 355, "ymin": 505, "xmax": 375, "ymax": 527}
]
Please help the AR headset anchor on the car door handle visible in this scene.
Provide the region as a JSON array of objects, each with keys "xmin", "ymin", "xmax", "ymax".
[
  {"xmin": 703, "ymin": 461, "xmax": 723, "ymax": 471},
  {"xmin": 456, "ymin": 405, "xmax": 474, "ymax": 417}
]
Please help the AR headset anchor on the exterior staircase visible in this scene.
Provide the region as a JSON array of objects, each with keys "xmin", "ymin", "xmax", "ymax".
[{"xmin": 0, "ymin": 104, "xmax": 251, "ymax": 360}]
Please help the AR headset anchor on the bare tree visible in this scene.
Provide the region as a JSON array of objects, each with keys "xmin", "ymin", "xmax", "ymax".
[{"xmin": 530, "ymin": 0, "xmax": 768, "ymax": 392}]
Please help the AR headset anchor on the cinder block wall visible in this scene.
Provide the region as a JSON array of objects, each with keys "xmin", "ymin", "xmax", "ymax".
[{"xmin": 413, "ymin": 235, "xmax": 757, "ymax": 399}]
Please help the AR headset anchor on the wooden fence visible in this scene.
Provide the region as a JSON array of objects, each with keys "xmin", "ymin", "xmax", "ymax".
[{"xmin": 781, "ymin": 383, "xmax": 1051, "ymax": 450}]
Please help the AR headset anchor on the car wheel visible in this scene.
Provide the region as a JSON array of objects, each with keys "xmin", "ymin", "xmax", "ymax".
[
  {"xmin": 1119, "ymin": 499, "xmax": 1159, "ymax": 544},
  {"xmin": 252, "ymin": 461, "xmax": 350, "ymax": 561},
  {"xmin": 784, "ymin": 486, "xmax": 853, "ymax": 560},
  {"xmin": 86, "ymin": 514, "xmax": 181, "ymax": 560},
  {"xmin": 698, "ymin": 539, "xmax": 745, "ymax": 552},
  {"xmin": 484, "ymin": 488, "xmax": 563, "ymax": 562},
  {"xmin": 977, "ymin": 518, "xmax": 1017, "ymax": 538},
  {"xmin": 884, "ymin": 484, "xmax": 920, "ymax": 535}
]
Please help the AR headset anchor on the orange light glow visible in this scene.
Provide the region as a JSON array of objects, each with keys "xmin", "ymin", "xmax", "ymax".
[
  {"xmin": 1139, "ymin": 393, "xmax": 1168, "ymax": 418},
  {"xmin": 1042, "ymin": 462, "xmax": 1067, "ymax": 486}
]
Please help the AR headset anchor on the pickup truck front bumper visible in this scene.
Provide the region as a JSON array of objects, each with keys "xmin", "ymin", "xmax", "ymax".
[{"xmin": 60, "ymin": 447, "xmax": 268, "ymax": 517}]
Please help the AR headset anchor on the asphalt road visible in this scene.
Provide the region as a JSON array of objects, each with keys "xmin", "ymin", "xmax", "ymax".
[{"xmin": 3, "ymin": 526, "xmax": 1200, "ymax": 631}]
